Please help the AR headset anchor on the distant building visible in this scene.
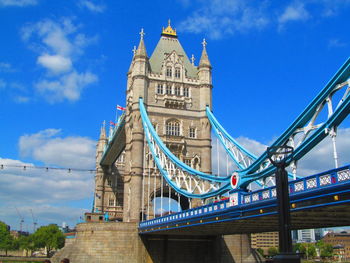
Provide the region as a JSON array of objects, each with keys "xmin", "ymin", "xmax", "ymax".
[
  {"xmin": 251, "ymin": 232, "xmax": 279, "ymax": 254},
  {"xmin": 322, "ymin": 231, "xmax": 350, "ymax": 260},
  {"xmin": 10, "ymin": 230, "xmax": 29, "ymax": 238},
  {"xmin": 297, "ymin": 229, "xmax": 316, "ymax": 243},
  {"xmin": 292, "ymin": 228, "xmax": 324, "ymax": 243}
]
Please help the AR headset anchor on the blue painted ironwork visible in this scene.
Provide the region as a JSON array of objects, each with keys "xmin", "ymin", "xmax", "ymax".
[
  {"xmin": 102, "ymin": 58, "xmax": 350, "ymax": 200},
  {"xmin": 139, "ymin": 98, "xmax": 232, "ymax": 198},
  {"xmin": 139, "ymin": 164, "xmax": 350, "ymax": 233}
]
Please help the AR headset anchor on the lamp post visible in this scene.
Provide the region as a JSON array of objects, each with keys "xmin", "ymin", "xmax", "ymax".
[{"xmin": 267, "ymin": 146, "xmax": 300, "ymax": 263}]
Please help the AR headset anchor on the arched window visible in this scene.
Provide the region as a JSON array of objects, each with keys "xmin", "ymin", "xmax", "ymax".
[
  {"xmin": 152, "ymin": 123, "xmax": 158, "ymax": 132},
  {"xmin": 166, "ymin": 84, "xmax": 172, "ymax": 95},
  {"xmin": 193, "ymin": 156, "xmax": 200, "ymax": 170},
  {"xmin": 174, "ymin": 85, "xmax": 181, "ymax": 96},
  {"xmin": 175, "ymin": 68, "xmax": 181, "ymax": 78},
  {"xmin": 183, "ymin": 87, "xmax": 189, "ymax": 97},
  {"xmin": 108, "ymin": 198, "xmax": 115, "ymax": 206},
  {"xmin": 189, "ymin": 127, "xmax": 196, "ymax": 138},
  {"xmin": 157, "ymin": 83, "xmax": 163, "ymax": 94},
  {"xmin": 166, "ymin": 120, "xmax": 180, "ymax": 136},
  {"xmin": 166, "ymin": 66, "xmax": 172, "ymax": 77}
]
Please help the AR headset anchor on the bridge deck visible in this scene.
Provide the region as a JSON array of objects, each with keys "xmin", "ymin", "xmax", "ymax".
[
  {"xmin": 100, "ymin": 116, "xmax": 126, "ymax": 166},
  {"xmin": 139, "ymin": 165, "xmax": 350, "ymax": 235}
]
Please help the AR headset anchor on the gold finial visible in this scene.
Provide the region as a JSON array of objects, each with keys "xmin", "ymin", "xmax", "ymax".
[{"xmin": 161, "ymin": 19, "xmax": 177, "ymax": 37}]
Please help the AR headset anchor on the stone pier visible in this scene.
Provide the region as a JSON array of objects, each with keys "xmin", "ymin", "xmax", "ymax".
[{"xmin": 52, "ymin": 222, "xmax": 262, "ymax": 263}]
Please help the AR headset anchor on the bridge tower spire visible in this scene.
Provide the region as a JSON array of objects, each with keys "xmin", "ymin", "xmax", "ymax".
[
  {"xmin": 94, "ymin": 121, "xmax": 108, "ymax": 212},
  {"xmin": 123, "ymin": 28, "xmax": 150, "ymax": 222},
  {"xmin": 197, "ymin": 38, "xmax": 213, "ymax": 176}
]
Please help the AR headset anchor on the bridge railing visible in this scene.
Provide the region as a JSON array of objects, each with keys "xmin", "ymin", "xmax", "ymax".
[{"xmin": 139, "ymin": 164, "xmax": 350, "ymax": 229}]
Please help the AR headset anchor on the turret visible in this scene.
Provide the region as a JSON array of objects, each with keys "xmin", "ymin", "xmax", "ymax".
[
  {"xmin": 198, "ymin": 39, "xmax": 212, "ymax": 110},
  {"xmin": 129, "ymin": 28, "xmax": 149, "ymax": 105},
  {"xmin": 96, "ymin": 121, "xmax": 107, "ymax": 165},
  {"xmin": 94, "ymin": 121, "xmax": 107, "ymax": 213},
  {"xmin": 198, "ymin": 38, "xmax": 212, "ymax": 84}
]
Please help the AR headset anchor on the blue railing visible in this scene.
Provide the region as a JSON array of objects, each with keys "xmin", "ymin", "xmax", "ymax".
[{"xmin": 139, "ymin": 164, "xmax": 350, "ymax": 230}]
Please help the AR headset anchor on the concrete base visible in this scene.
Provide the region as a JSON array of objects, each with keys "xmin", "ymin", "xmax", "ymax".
[
  {"xmin": 273, "ymin": 253, "xmax": 301, "ymax": 263},
  {"xmin": 52, "ymin": 222, "xmax": 260, "ymax": 263}
]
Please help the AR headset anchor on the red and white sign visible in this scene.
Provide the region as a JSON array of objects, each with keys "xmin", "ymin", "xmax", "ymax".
[
  {"xmin": 230, "ymin": 172, "xmax": 239, "ymax": 189},
  {"xmin": 229, "ymin": 193, "xmax": 238, "ymax": 207}
]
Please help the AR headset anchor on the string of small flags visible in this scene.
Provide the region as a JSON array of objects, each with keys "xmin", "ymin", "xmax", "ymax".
[{"xmin": 0, "ymin": 164, "xmax": 96, "ymax": 173}]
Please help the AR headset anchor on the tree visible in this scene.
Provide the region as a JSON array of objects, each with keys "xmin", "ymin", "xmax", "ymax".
[
  {"xmin": 306, "ymin": 243, "xmax": 316, "ymax": 258},
  {"xmin": 17, "ymin": 235, "xmax": 37, "ymax": 256},
  {"xmin": 0, "ymin": 221, "xmax": 15, "ymax": 256},
  {"xmin": 267, "ymin": 247, "xmax": 278, "ymax": 257},
  {"xmin": 256, "ymin": 247, "xmax": 264, "ymax": 256},
  {"xmin": 316, "ymin": 240, "xmax": 333, "ymax": 258},
  {"xmin": 33, "ymin": 224, "xmax": 65, "ymax": 257}
]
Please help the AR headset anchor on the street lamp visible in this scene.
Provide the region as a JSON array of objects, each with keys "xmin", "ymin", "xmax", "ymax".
[{"xmin": 267, "ymin": 145, "xmax": 300, "ymax": 263}]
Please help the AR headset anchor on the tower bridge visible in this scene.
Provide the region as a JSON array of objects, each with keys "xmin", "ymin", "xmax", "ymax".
[{"xmin": 54, "ymin": 21, "xmax": 350, "ymax": 263}]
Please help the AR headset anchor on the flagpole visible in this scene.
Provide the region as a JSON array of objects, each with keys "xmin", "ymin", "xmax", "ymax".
[{"xmin": 115, "ymin": 104, "xmax": 119, "ymax": 124}]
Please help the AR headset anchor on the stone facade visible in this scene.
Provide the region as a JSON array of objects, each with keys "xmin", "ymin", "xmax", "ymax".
[
  {"xmin": 94, "ymin": 22, "xmax": 213, "ymax": 223},
  {"xmin": 52, "ymin": 222, "xmax": 260, "ymax": 263},
  {"xmin": 58, "ymin": 22, "xmax": 260, "ymax": 263}
]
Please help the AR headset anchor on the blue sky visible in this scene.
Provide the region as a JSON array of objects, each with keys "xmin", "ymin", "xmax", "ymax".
[{"xmin": 0, "ymin": 0, "xmax": 350, "ymax": 231}]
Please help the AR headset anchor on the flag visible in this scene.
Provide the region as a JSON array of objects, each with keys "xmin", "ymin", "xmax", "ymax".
[
  {"xmin": 117, "ymin": 105, "xmax": 126, "ymax": 111},
  {"xmin": 109, "ymin": 121, "xmax": 117, "ymax": 126}
]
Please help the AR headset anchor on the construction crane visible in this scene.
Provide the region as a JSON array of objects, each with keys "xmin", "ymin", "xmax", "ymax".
[
  {"xmin": 30, "ymin": 209, "xmax": 38, "ymax": 232},
  {"xmin": 15, "ymin": 207, "xmax": 24, "ymax": 232}
]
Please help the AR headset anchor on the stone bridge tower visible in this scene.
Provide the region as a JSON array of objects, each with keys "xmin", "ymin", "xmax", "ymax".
[{"xmin": 94, "ymin": 21, "xmax": 213, "ymax": 223}]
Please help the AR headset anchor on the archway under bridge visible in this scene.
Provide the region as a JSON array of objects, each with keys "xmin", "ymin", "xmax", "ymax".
[{"xmin": 142, "ymin": 187, "xmax": 190, "ymax": 220}]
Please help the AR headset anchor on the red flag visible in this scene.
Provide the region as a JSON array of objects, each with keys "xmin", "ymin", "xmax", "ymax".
[
  {"xmin": 117, "ymin": 105, "xmax": 126, "ymax": 111},
  {"xmin": 109, "ymin": 121, "xmax": 117, "ymax": 126}
]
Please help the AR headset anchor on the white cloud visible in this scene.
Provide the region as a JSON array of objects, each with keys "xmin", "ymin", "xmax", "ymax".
[
  {"xmin": 0, "ymin": 0, "xmax": 37, "ymax": 7},
  {"xmin": 235, "ymin": 136, "xmax": 267, "ymax": 157},
  {"xmin": 0, "ymin": 157, "xmax": 93, "ymax": 229},
  {"xmin": 21, "ymin": 18, "xmax": 98, "ymax": 103},
  {"xmin": 297, "ymin": 128, "xmax": 350, "ymax": 176},
  {"xmin": 278, "ymin": 2, "xmax": 310, "ymax": 25},
  {"xmin": 178, "ymin": 0, "xmax": 350, "ymax": 38},
  {"xmin": 211, "ymin": 127, "xmax": 350, "ymax": 180},
  {"xmin": 0, "ymin": 129, "xmax": 97, "ymax": 228},
  {"xmin": 37, "ymin": 54, "xmax": 72, "ymax": 74},
  {"xmin": 79, "ymin": 0, "xmax": 105, "ymax": 13},
  {"xmin": 35, "ymin": 71, "xmax": 97, "ymax": 102},
  {"xmin": 19, "ymin": 129, "xmax": 96, "ymax": 169},
  {"xmin": 178, "ymin": 0, "xmax": 269, "ymax": 39},
  {"xmin": 22, "ymin": 18, "xmax": 79, "ymax": 57}
]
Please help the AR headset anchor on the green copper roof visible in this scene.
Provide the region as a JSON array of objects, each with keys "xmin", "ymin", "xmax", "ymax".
[{"xmin": 149, "ymin": 36, "xmax": 198, "ymax": 78}]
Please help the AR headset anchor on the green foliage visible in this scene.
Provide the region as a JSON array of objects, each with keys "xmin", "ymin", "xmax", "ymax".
[
  {"xmin": 16, "ymin": 234, "xmax": 38, "ymax": 256},
  {"xmin": 294, "ymin": 242, "xmax": 305, "ymax": 254},
  {"xmin": 0, "ymin": 221, "xmax": 15, "ymax": 255},
  {"xmin": 306, "ymin": 244, "xmax": 316, "ymax": 258},
  {"xmin": 316, "ymin": 240, "xmax": 333, "ymax": 258},
  {"xmin": 267, "ymin": 247, "xmax": 278, "ymax": 256},
  {"xmin": 293, "ymin": 243, "xmax": 317, "ymax": 259},
  {"xmin": 32, "ymin": 224, "xmax": 65, "ymax": 257},
  {"xmin": 256, "ymin": 247, "xmax": 264, "ymax": 256}
]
